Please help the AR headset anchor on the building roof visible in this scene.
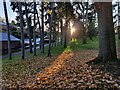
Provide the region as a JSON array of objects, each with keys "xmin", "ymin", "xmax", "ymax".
[
  {"xmin": 0, "ymin": 22, "xmax": 15, "ymax": 29},
  {"xmin": 0, "ymin": 32, "xmax": 20, "ymax": 41},
  {"xmin": 0, "ymin": 22, "xmax": 6, "ymax": 26}
]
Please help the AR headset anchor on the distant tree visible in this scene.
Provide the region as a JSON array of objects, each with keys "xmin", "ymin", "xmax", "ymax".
[
  {"xmin": 3, "ymin": 0, "xmax": 12, "ymax": 59},
  {"xmin": 87, "ymin": 20, "xmax": 96, "ymax": 40},
  {"xmin": 112, "ymin": 2, "xmax": 120, "ymax": 39},
  {"xmin": 10, "ymin": 2, "xmax": 34, "ymax": 39},
  {"xmin": 87, "ymin": 4, "xmax": 97, "ymax": 40},
  {"xmin": 73, "ymin": 2, "xmax": 91, "ymax": 44},
  {"xmin": 64, "ymin": 2, "xmax": 71, "ymax": 48},
  {"xmin": 10, "ymin": 20, "xmax": 20, "ymax": 38}
]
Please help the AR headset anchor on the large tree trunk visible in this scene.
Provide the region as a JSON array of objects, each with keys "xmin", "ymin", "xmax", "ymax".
[
  {"xmin": 41, "ymin": 2, "xmax": 44, "ymax": 53},
  {"xmin": 18, "ymin": 2, "xmax": 25, "ymax": 59},
  {"xmin": 107, "ymin": 2, "xmax": 117, "ymax": 61},
  {"xmin": 25, "ymin": 3, "xmax": 33, "ymax": 53},
  {"xmin": 3, "ymin": 0, "xmax": 12, "ymax": 59},
  {"xmin": 95, "ymin": 2, "xmax": 117, "ymax": 63},
  {"xmin": 33, "ymin": 2, "xmax": 36, "ymax": 56}
]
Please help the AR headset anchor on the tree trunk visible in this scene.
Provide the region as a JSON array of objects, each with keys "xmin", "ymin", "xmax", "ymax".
[
  {"xmin": 18, "ymin": 2, "xmax": 25, "ymax": 59},
  {"xmin": 107, "ymin": 2, "xmax": 117, "ymax": 61},
  {"xmin": 53, "ymin": 21, "xmax": 56, "ymax": 47},
  {"xmin": 57, "ymin": 22, "xmax": 60, "ymax": 46},
  {"xmin": 118, "ymin": 26, "xmax": 120, "ymax": 39},
  {"xmin": 67, "ymin": 20, "xmax": 71, "ymax": 42},
  {"xmin": 82, "ymin": 22, "xmax": 87, "ymax": 44},
  {"xmin": 64, "ymin": 3, "xmax": 68, "ymax": 48},
  {"xmin": 33, "ymin": 2, "xmax": 36, "ymax": 56},
  {"xmin": 25, "ymin": 3, "xmax": 32, "ymax": 53},
  {"xmin": 47, "ymin": 3, "xmax": 53, "ymax": 57},
  {"xmin": 41, "ymin": 2, "xmax": 44, "ymax": 53},
  {"xmin": 118, "ymin": 2, "xmax": 120, "ymax": 39},
  {"xmin": 95, "ymin": 2, "xmax": 117, "ymax": 63},
  {"xmin": 82, "ymin": 4, "xmax": 87, "ymax": 44},
  {"xmin": 60, "ymin": 19, "xmax": 63, "ymax": 45},
  {"xmin": 36, "ymin": 10, "xmax": 41, "ymax": 51},
  {"xmin": 3, "ymin": 0, "xmax": 12, "ymax": 59}
]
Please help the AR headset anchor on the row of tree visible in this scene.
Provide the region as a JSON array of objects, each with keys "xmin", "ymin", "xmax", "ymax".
[{"xmin": 3, "ymin": 1, "xmax": 119, "ymax": 63}]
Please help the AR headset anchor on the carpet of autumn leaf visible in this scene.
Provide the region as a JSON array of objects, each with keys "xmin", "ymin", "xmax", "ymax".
[{"xmin": 2, "ymin": 39, "xmax": 120, "ymax": 89}]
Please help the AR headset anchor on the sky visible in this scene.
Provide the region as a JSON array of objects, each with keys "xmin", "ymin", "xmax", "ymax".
[
  {"xmin": 0, "ymin": 0, "xmax": 119, "ymax": 22},
  {"xmin": 0, "ymin": 0, "xmax": 17, "ymax": 22}
]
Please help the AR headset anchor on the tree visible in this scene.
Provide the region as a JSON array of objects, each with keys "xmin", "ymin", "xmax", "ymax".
[
  {"xmin": 18, "ymin": 2, "xmax": 25, "ymax": 59},
  {"xmin": 118, "ymin": 2, "xmax": 120, "ymax": 39},
  {"xmin": 47, "ymin": 2, "xmax": 54, "ymax": 57},
  {"xmin": 56, "ymin": 2, "xmax": 74, "ymax": 48},
  {"xmin": 33, "ymin": 2, "xmax": 36, "ymax": 56},
  {"xmin": 87, "ymin": 20, "xmax": 96, "ymax": 40},
  {"xmin": 60, "ymin": 19, "xmax": 63, "ymax": 45},
  {"xmin": 73, "ymin": 2, "xmax": 93, "ymax": 44},
  {"xmin": 41, "ymin": 2, "xmax": 45, "ymax": 53},
  {"xmin": 112, "ymin": 2, "xmax": 120, "ymax": 39},
  {"xmin": 95, "ymin": 2, "xmax": 117, "ymax": 63},
  {"xmin": 36, "ymin": 9, "xmax": 41, "ymax": 51},
  {"xmin": 25, "ymin": 2, "xmax": 33, "ymax": 53},
  {"xmin": 3, "ymin": 0, "xmax": 12, "ymax": 59},
  {"xmin": 64, "ymin": 2, "xmax": 68, "ymax": 48}
]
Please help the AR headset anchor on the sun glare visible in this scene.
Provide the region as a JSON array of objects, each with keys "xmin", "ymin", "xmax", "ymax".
[
  {"xmin": 70, "ymin": 21, "xmax": 75, "ymax": 36},
  {"xmin": 71, "ymin": 28, "xmax": 75, "ymax": 35}
]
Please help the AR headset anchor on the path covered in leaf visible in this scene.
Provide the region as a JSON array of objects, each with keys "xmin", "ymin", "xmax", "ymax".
[
  {"xmin": 2, "ymin": 49, "xmax": 120, "ymax": 89},
  {"xmin": 26, "ymin": 50, "xmax": 119, "ymax": 89}
]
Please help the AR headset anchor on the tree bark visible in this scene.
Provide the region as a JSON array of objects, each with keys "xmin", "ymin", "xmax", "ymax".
[
  {"xmin": 3, "ymin": 0, "xmax": 12, "ymax": 59},
  {"xmin": 25, "ymin": 3, "xmax": 33, "ymax": 53},
  {"xmin": 53, "ymin": 21, "xmax": 56, "ymax": 47},
  {"xmin": 107, "ymin": 2, "xmax": 117, "ymax": 61},
  {"xmin": 118, "ymin": 26, "xmax": 120, "ymax": 39},
  {"xmin": 18, "ymin": 2, "xmax": 25, "ymax": 59},
  {"xmin": 57, "ymin": 22, "xmax": 60, "ymax": 46},
  {"xmin": 95, "ymin": 2, "xmax": 117, "ymax": 63},
  {"xmin": 118, "ymin": 2, "xmax": 120, "ymax": 39},
  {"xmin": 47, "ymin": 3, "xmax": 53, "ymax": 57},
  {"xmin": 33, "ymin": 2, "xmax": 36, "ymax": 56},
  {"xmin": 41, "ymin": 2, "xmax": 44, "ymax": 53},
  {"xmin": 36, "ymin": 10, "xmax": 41, "ymax": 51},
  {"xmin": 60, "ymin": 19, "xmax": 63, "ymax": 45},
  {"xmin": 64, "ymin": 3, "xmax": 68, "ymax": 48}
]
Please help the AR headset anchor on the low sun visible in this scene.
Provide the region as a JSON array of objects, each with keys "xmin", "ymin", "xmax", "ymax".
[
  {"xmin": 70, "ymin": 21, "xmax": 75, "ymax": 36},
  {"xmin": 71, "ymin": 27, "xmax": 75, "ymax": 35}
]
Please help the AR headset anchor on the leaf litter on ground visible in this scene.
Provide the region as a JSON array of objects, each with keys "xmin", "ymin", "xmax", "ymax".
[{"xmin": 2, "ymin": 49, "xmax": 120, "ymax": 89}]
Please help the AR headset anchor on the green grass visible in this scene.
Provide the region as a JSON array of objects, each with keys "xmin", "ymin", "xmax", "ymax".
[
  {"xmin": 118, "ymin": 39, "xmax": 120, "ymax": 47},
  {"xmin": 2, "ymin": 37, "xmax": 99, "ymax": 65},
  {"xmin": 66, "ymin": 37, "xmax": 99, "ymax": 52},
  {"xmin": 2, "ymin": 44, "xmax": 65, "ymax": 65}
]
